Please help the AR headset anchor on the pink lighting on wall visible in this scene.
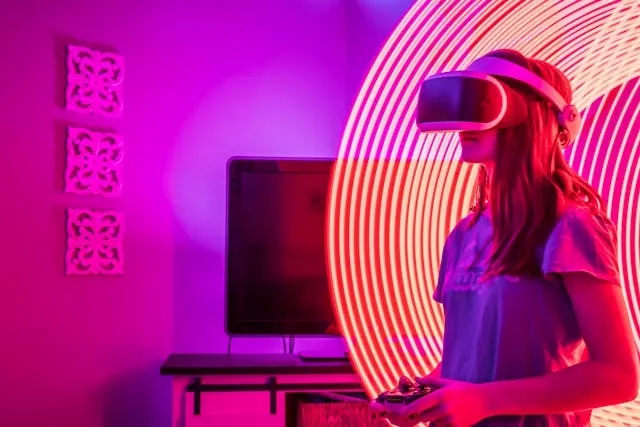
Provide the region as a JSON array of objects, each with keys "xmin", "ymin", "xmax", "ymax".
[
  {"xmin": 65, "ymin": 45, "xmax": 124, "ymax": 117},
  {"xmin": 65, "ymin": 208, "xmax": 124, "ymax": 275},
  {"xmin": 65, "ymin": 126, "xmax": 124, "ymax": 196},
  {"xmin": 327, "ymin": 0, "xmax": 640, "ymax": 425}
]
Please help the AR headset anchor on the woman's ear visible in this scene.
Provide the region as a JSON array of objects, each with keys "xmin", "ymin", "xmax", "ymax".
[{"xmin": 557, "ymin": 128, "xmax": 570, "ymax": 148}]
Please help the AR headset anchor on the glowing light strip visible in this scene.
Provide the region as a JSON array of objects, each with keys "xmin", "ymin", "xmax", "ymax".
[
  {"xmin": 328, "ymin": 0, "xmax": 640, "ymax": 425},
  {"xmin": 615, "ymin": 80, "xmax": 640, "ymax": 349}
]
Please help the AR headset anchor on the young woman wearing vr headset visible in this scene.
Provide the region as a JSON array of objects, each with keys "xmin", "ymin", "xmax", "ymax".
[{"xmin": 374, "ymin": 49, "xmax": 639, "ymax": 426}]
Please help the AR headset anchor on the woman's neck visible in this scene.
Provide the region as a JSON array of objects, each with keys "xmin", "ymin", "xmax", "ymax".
[{"xmin": 482, "ymin": 162, "xmax": 494, "ymax": 216}]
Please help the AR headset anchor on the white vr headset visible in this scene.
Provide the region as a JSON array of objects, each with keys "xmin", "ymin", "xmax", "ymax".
[{"xmin": 415, "ymin": 56, "xmax": 581, "ymax": 143}]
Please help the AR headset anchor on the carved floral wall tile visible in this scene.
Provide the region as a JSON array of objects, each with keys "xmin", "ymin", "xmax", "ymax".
[
  {"xmin": 65, "ymin": 127, "xmax": 123, "ymax": 196},
  {"xmin": 65, "ymin": 45, "xmax": 124, "ymax": 117},
  {"xmin": 66, "ymin": 209, "xmax": 124, "ymax": 275}
]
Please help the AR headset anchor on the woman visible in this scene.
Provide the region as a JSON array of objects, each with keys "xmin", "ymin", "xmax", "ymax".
[{"xmin": 377, "ymin": 49, "xmax": 639, "ymax": 426}]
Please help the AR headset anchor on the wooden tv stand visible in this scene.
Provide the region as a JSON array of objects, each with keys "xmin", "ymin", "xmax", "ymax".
[{"xmin": 161, "ymin": 353, "xmax": 365, "ymax": 427}]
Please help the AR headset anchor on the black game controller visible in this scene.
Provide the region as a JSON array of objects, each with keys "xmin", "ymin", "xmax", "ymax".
[{"xmin": 374, "ymin": 376, "xmax": 438, "ymax": 414}]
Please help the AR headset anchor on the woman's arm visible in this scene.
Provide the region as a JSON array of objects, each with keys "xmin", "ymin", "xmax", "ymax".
[{"xmin": 479, "ymin": 272, "xmax": 639, "ymax": 417}]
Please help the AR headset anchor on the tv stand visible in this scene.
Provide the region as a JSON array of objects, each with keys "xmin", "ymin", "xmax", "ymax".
[
  {"xmin": 298, "ymin": 351, "xmax": 349, "ymax": 362},
  {"xmin": 160, "ymin": 353, "xmax": 363, "ymax": 427}
]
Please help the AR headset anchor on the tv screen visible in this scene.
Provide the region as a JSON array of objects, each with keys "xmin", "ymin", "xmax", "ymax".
[{"xmin": 225, "ymin": 157, "xmax": 338, "ymax": 336}]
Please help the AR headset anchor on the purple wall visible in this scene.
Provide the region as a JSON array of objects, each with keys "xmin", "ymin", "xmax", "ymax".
[
  {"xmin": 0, "ymin": 1, "xmax": 413, "ymax": 426},
  {"xmin": 346, "ymin": 0, "xmax": 416, "ymax": 98}
]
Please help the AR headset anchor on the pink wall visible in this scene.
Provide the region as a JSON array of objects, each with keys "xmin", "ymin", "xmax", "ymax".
[
  {"xmin": 4, "ymin": 1, "xmax": 636, "ymax": 427},
  {"xmin": 0, "ymin": 0, "xmax": 393, "ymax": 425}
]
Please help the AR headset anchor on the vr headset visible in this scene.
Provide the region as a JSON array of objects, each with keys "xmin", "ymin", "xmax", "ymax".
[{"xmin": 415, "ymin": 56, "xmax": 581, "ymax": 143}]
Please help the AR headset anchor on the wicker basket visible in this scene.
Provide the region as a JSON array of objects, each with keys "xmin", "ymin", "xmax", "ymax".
[{"xmin": 297, "ymin": 401, "xmax": 389, "ymax": 426}]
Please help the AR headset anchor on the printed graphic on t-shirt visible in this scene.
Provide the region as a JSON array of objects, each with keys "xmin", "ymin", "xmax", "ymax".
[{"xmin": 443, "ymin": 217, "xmax": 503, "ymax": 293}]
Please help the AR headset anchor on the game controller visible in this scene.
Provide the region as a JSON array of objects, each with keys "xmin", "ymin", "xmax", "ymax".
[{"xmin": 373, "ymin": 376, "xmax": 438, "ymax": 414}]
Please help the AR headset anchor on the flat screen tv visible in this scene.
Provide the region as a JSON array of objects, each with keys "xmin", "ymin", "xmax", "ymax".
[{"xmin": 225, "ymin": 157, "xmax": 339, "ymax": 336}]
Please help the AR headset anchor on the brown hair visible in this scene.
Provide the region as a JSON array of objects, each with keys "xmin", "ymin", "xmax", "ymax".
[{"xmin": 471, "ymin": 49, "xmax": 606, "ymax": 277}]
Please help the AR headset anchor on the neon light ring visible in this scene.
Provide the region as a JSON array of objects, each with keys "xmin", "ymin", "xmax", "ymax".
[{"xmin": 327, "ymin": 1, "xmax": 640, "ymax": 426}]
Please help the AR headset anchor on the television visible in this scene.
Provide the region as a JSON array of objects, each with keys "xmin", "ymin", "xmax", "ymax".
[{"xmin": 225, "ymin": 157, "xmax": 339, "ymax": 336}]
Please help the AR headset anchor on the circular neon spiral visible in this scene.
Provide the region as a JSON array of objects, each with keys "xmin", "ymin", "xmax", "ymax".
[{"xmin": 327, "ymin": 1, "xmax": 640, "ymax": 425}]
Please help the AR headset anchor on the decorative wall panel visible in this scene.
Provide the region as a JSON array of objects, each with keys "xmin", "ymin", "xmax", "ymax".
[
  {"xmin": 65, "ymin": 45, "xmax": 124, "ymax": 117},
  {"xmin": 65, "ymin": 127, "xmax": 123, "ymax": 196},
  {"xmin": 65, "ymin": 209, "xmax": 124, "ymax": 275}
]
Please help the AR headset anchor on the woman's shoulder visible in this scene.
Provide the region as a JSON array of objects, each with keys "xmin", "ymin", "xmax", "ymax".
[
  {"xmin": 554, "ymin": 202, "xmax": 615, "ymax": 233},
  {"xmin": 542, "ymin": 202, "xmax": 619, "ymax": 282},
  {"xmin": 544, "ymin": 201, "xmax": 618, "ymax": 256},
  {"xmin": 444, "ymin": 211, "xmax": 484, "ymax": 245}
]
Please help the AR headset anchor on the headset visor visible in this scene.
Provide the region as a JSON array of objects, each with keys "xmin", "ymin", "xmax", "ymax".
[{"xmin": 416, "ymin": 71, "xmax": 528, "ymax": 132}]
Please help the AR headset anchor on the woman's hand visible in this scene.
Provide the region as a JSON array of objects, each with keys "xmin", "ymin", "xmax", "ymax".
[
  {"xmin": 399, "ymin": 376, "xmax": 491, "ymax": 427},
  {"xmin": 370, "ymin": 400, "xmax": 416, "ymax": 426}
]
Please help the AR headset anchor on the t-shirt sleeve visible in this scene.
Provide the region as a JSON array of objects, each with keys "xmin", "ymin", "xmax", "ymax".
[{"xmin": 542, "ymin": 208, "xmax": 620, "ymax": 285}]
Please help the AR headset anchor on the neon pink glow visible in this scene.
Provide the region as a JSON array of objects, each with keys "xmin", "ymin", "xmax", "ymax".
[
  {"xmin": 327, "ymin": 1, "xmax": 640, "ymax": 425},
  {"xmin": 65, "ymin": 209, "xmax": 124, "ymax": 275},
  {"xmin": 65, "ymin": 127, "xmax": 124, "ymax": 196},
  {"xmin": 65, "ymin": 45, "xmax": 124, "ymax": 117}
]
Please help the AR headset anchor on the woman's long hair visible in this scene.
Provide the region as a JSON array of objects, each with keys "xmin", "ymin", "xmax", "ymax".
[{"xmin": 471, "ymin": 49, "xmax": 606, "ymax": 277}]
